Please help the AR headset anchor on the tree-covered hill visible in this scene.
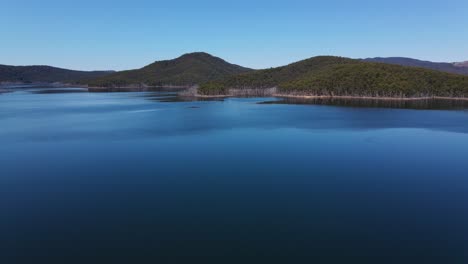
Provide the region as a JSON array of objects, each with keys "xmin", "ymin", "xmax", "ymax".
[
  {"xmin": 364, "ymin": 57, "xmax": 468, "ymax": 76},
  {"xmin": 84, "ymin": 52, "xmax": 252, "ymax": 88},
  {"xmin": 199, "ymin": 56, "xmax": 468, "ymax": 98},
  {"xmin": 0, "ymin": 65, "xmax": 114, "ymax": 84}
]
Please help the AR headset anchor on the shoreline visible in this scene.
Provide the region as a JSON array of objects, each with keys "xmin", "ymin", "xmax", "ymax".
[
  {"xmin": 191, "ymin": 86, "xmax": 468, "ymax": 101},
  {"xmin": 273, "ymin": 94, "xmax": 468, "ymax": 101},
  {"xmin": 190, "ymin": 93, "xmax": 468, "ymax": 101},
  {"xmin": 4, "ymin": 82, "xmax": 468, "ymax": 102}
]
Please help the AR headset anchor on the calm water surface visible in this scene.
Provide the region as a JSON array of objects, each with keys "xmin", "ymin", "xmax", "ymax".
[{"xmin": 1, "ymin": 87, "xmax": 468, "ymax": 263}]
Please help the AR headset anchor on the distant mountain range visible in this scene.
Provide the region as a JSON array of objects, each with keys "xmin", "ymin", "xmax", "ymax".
[
  {"xmin": 83, "ymin": 52, "xmax": 252, "ymax": 88},
  {"xmin": 454, "ymin": 61, "xmax": 468, "ymax": 68},
  {"xmin": 2, "ymin": 53, "xmax": 468, "ymax": 99},
  {"xmin": 363, "ymin": 57, "xmax": 468, "ymax": 75},
  {"xmin": 0, "ymin": 65, "xmax": 114, "ymax": 84}
]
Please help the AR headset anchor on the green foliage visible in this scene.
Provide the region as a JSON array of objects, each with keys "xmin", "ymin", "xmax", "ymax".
[
  {"xmin": 280, "ymin": 62, "xmax": 468, "ymax": 97},
  {"xmin": 84, "ymin": 52, "xmax": 251, "ymax": 88},
  {"xmin": 364, "ymin": 57, "xmax": 468, "ymax": 76},
  {"xmin": 199, "ymin": 56, "xmax": 468, "ymax": 98},
  {"xmin": 198, "ymin": 56, "xmax": 355, "ymax": 95},
  {"xmin": 0, "ymin": 65, "xmax": 113, "ymax": 83},
  {"xmin": 198, "ymin": 81, "xmax": 227, "ymax": 95}
]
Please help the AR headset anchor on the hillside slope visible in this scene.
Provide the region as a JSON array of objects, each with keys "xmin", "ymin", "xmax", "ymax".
[
  {"xmin": 84, "ymin": 52, "xmax": 252, "ymax": 88},
  {"xmin": 364, "ymin": 57, "xmax": 468, "ymax": 76},
  {"xmin": 199, "ymin": 56, "xmax": 468, "ymax": 98},
  {"xmin": 0, "ymin": 65, "xmax": 113, "ymax": 84}
]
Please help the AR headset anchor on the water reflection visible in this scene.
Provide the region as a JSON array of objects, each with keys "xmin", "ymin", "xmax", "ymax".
[
  {"xmin": 0, "ymin": 88, "xmax": 12, "ymax": 94},
  {"xmin": 2, "ymin": 88, "xmax": 468, "ymax": 263},
  {"xmin": 2, "ymin": 89, "xmax": 468, "ymax": 140},
  {"xmin": 158, "ymin": 96, "xmax": 225, "ymax": 103},
  {"xmin": 8, "ymin": 85, "xmax": 468, "ymax": 111},
  {"xmin": 88, "ymin": 86, "xmax": 186, "ymax": 93},
  {"xmin": 261, "ymin": 97, "xmax": 468, "ymax": 110},
  {"xmin": 31, "ymin": 88, "xmax": 88, "ymax": 94}
]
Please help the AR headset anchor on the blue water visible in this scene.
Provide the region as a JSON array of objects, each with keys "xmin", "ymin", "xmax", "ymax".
[{"xmin": 1, "ymin": 88, "xmax": 468, "ymax": 263}]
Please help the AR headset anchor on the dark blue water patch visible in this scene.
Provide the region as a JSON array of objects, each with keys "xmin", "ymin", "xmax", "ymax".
[{"xmin": 1, "ymin": 88, "xmax": 468, "ymax": 263}]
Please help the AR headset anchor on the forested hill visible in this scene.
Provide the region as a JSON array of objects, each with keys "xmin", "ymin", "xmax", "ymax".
[
  {"xmin": 364, "ymin": 57, "xmax": 468, "ymax": 76},
  {"xmin": 0, "ymin": 65, "xmax": 114, "ymax": 84},
  {"xmin": 199, "ymin": 56, "xmax": 468, "ymax": 98},
  {"xmin": 84, "ymin": 52, "xmax": 252, "ymax": 88}
]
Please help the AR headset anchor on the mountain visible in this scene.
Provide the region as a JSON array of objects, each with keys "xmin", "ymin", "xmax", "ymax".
[
  {"xmin": 199, "ymin": 56, "xmax": 468, "ymax": 98},
  {"xmin": 84, "ymin": 52, "xmax": 252, "ymax": 88},
  {"xmin": 454, "ymin": 61, "xmax": 468, "ymax": 67},
  {"xmin": 0, "ymin": 65, "xmax": 114, "ymax": 84},
  {"xmin": 363, "ymin": 57, "xmax": 468, "ymax": 75}
]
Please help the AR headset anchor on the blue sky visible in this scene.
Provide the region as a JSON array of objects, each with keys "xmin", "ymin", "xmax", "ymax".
[{"xmin": 2, "ymin": 0, "xmax": 468, "ymax": 70}]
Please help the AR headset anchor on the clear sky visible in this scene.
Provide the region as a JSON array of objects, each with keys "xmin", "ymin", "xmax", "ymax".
[{"xmin": 2, "ymin": 0, "xmax": 468, "ymax": 71}]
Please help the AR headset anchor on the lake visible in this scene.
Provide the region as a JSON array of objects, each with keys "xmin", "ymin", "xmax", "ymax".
[{"xmin": 1, "ymin": 87, "xmax": 468, "ymax": 263}]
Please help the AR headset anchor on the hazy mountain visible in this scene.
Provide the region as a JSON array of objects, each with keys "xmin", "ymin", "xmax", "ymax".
[
  {"xmin": 199, "ymin": 56, "xmax": 468, "ymax": 98},
  {"xmin": 363, "ymin": 57, "xmax": 468, "ymax": 75},
  {"xmin": 454, "ymin": 61, "xmax": 468, "ymax": 67},
  {"xmin": 84, "ymin": 52, "xmax": 252, "ymax": 88},
  {"xmin": 0, "ymin": 65, "xmax": 114, "ymax": 84}
]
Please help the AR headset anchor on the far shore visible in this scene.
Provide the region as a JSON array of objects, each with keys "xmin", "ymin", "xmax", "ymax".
[
  {"xmin": 273, "ymin": 94, "xmax": 468, "ymax": 101},
  {"xmin": 185, "ymin": 88, "xmax": 468, "ymax": 101},
  {"xmin": 187, "ymin": 93, "xmax": 468, "ymax": 101},
  {"xmin": 4, "ymin": 82, "xmax": 468, "ymax": 102}
]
